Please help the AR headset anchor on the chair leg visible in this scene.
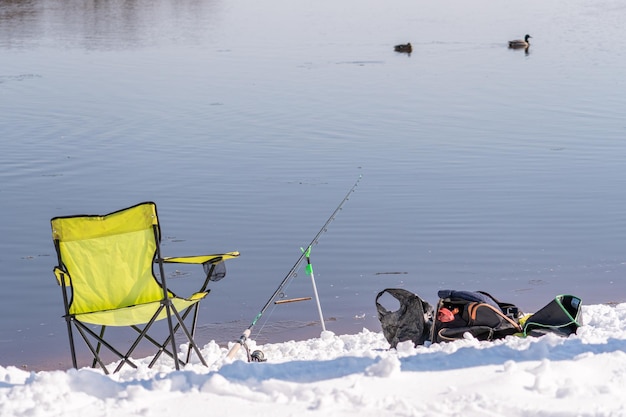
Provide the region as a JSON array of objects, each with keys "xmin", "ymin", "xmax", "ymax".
[
  {"xmin": 170, "ymin": 305, "xmax": 207, "ymax": 367},
  {"xmin": 154, "ymin": 228, "xmax": 181, "ymax": 371},
  {"xmin": 125, "ymin": 303, "xmax": 206, "ymax": 369},
  {"xmin": 164, "ymin": 302, "xmax": 180, "ymax": 371},
  {"xmin": 92, "ymin": 326, "xmax": 106, "ymax": 368},
  {"xmin": 59, "ymin": 276, "xmax": 78, "ymax": 370},
  {"xmin": 185, "ymin": 305, "xmax": 201, "ymax": 364},
  {"xmin": 135, "ymin": 327, "xmax": 177, "ymax": 362},
  {"xmin": 147, "ymin": 303, "xmax": 203, "ymax": 368},
  {"xmin": 113, "ymin": 304, "xmax": 165, "ymax": 373},
  {"xmin": 75, "ymin": 321, "xmax": 140, "ymax": 373},
  {"xmin": 64, "ymin": 315, "xmax": 78, "ymax": 369}
]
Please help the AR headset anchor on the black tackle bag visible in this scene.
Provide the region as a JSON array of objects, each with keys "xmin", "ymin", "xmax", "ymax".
[
  {"xmin": 431, "ymin": 290, "xmax": 523, "ymax": 343},
  {"xmin": 522, "ymin": 294, "xmax": 582, "ymax": 337},
  {"xmin": 375, "ymin": 288, "xmax": 434, "ymax": 348}
]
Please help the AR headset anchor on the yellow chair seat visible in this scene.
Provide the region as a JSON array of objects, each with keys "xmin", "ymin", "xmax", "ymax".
[{"xmin": 74, "ymin": 292, "xmax": 207, "ymax": 326}]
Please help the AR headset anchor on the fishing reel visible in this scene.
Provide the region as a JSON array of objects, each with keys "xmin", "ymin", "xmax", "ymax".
[
  {"xmin": 242, "ymin": 342, "xmax": 267, "ymax": 362},
  {"xmin": 250, "ymin": 350, "xmax": 266, "ymax": 362}
]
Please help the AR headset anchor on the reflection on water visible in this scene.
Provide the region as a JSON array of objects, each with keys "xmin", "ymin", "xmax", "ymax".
[
  {"xmin": 0, "ymin": 0, "xmax": 219, "ymax": 50},
  {"xmin": 2, "ymin": 0, "xmax": 626, "ymax": 370}
]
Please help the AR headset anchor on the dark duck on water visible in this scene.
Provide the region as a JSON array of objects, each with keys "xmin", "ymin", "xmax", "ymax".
[
  {"xmin": 508, "ymin": 34, "xmax": 532, "ymax": 49},
  {"xmin": 394, "ymin": 43, "xmax": 412, "ymax": 53}
]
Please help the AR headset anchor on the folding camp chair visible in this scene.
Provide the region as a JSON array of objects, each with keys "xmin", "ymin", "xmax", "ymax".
[{"xmin": 51, "ymin": 202, "xmax": 239, "ymax": 374}]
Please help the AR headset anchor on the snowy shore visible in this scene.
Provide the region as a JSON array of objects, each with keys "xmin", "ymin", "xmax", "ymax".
[{"xmin": 2, "ymin": 303, "xmax": 626, "ymax": 417}]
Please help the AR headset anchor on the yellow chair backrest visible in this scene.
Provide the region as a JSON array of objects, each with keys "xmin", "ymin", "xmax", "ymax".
[{"xmin": 51, "ymin": 202, "xmax": 166, "ymax": 316}]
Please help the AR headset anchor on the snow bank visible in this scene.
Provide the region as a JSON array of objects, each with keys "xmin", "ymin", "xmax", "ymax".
[{"xmin": 2, "ymin": 304, "xmax": 626, "ymax": 417}]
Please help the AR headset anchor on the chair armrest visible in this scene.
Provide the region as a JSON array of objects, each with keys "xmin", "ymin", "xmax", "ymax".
[
  {"xmin": 159, "ymin": 251, "xmax": 239, "ymax": 291},
  {"xmin": 54, "ymin": 266, "xmax": 70, "ymax": 286},
  {"xmin": 160, "ymin": 251, "xmax": 240, "ymax": 265}
]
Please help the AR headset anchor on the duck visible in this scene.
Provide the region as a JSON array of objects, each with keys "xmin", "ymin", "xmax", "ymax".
[
  {"xmin": 508, "ymin": 34, "xmax": 532, "ymax": 49},
  {"xmin": 394, "ymin": 43, "xmax": 412, "ymax": 53}
]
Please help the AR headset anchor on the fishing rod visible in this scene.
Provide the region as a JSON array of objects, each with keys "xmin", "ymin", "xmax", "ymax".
[{"xmin": 226, "ymin": 175, "xmax": 362, "ymax": 360}]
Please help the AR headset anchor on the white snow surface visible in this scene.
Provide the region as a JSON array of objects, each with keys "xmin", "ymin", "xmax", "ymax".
[{"xmin": 2, "ymin": 303, "xmax": 626, "ymax": 417}]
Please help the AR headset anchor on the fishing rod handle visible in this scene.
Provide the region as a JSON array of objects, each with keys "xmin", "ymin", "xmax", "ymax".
[{"xmin": 226, "ymin": 329, "xmax": 251, "ymax": 359}]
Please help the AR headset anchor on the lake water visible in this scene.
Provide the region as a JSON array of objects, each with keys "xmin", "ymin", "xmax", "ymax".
[{"xmin": 2, "ymin": 0, "xmax": 626, "ymax": 370}]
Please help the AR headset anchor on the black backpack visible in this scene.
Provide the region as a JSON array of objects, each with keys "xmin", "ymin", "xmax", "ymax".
[
  {"xmin": 431, "ymin": 290, "xmax": 523, "ymax": 343},
  {"xmin": 375, "ymin": 288, "xmax": 434, "ymax": 348},
  {"xmin": 522, "ymin": 294, "xmax": 582, "ymax": 337}
]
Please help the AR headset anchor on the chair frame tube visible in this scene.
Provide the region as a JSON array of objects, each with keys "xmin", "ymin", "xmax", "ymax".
[{"xmin": 153, "ymin": 225, "xmax": 181, "ymax": 371}]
